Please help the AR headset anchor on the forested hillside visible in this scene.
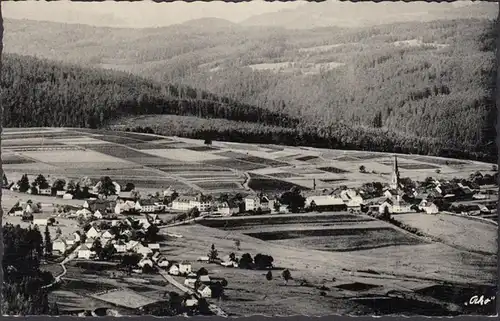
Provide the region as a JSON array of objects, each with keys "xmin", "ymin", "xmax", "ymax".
[{"xmin": 1, "ymin": 16, "xmax": 497, "ymax": 162}]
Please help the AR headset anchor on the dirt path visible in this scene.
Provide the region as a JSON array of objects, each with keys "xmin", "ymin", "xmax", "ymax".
[{"xmin": 42, "ymin": 250, "xmax": 77, "ymax": 289}]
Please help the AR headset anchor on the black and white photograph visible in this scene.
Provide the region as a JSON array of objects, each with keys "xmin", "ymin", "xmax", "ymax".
[{"xmin": 0, "ymin": 0, "xmax": 498, "ymax": 317}]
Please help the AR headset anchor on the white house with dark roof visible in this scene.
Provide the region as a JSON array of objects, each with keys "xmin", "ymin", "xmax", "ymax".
[
  {"xmin": 169, "ymin": 264, "xmax": 180, "ymax": 276},
  {"xmin": 172, "ymin": 194, "xmax": 213, "ymax": 212},
  {"xmin": 197, "ymin": 284, "xmax": 212, "ymax": 298},
  {"xmin": 86, "ymin": 226, "xmax": 101, "ymax": 239},
  {"xmin": 77, "ymin": 244, "xmax": 94, "ymax": 259}
]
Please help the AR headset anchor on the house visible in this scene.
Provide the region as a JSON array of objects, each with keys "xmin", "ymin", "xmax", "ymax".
[
  {"xmin": 379, "ymin": 197, "xmax": 413, "ymax": 214},
  {"xmin": 86, "ymin": 226, "xmax": 101, "ymax": 239},
  {"xmin": 158, "ymin": 257, "xmax": 170, "ymax": 268},
  {"xmin": 198, "ymin": 275, "xmax": 211, "ymax": 284},
  {"xmin": 126, "ymin": 240, "xmax": 141, "ymax": 252},
  {"xmin": 340, "ymin": 189, "xmax": 365, "ymax": 208},
  {"xmin": 38, "ymin": 188, "xmax": 52, "ymax": 196},
  {"xmin": 147, "ymin": 243, "xmax": 161, "ymax": 251},
  {"xmin": 115, "ymin": 200, "xmax": 136, "ymax": 214},
  {"xmin": 138, "ymin": 218, "xmax": 152, "ymax": 230},
  {"xmin": 113, "ymin": 241, "xmax": 127, "ymax": 253},
  {"xmin": 197, "ymin": 284, "xmax": 212, "ymax": 298},
  {"xmin": 221, "ymin": 261, "xmax": 238, "ymax": 268},
  {"xmin": 93, "ymin": 210, "xmax": 103, "ymax": 219},
  {"xmin": 101, "ymin": 230, "xmax": 115, "ymax": 242},
  {"xmin": 169, "ymin": 264, "xmax": 180, "ymax": 276},
  {"xmin": 56, "ymin": 190, "xmax": 66, "ymax": 198},
  {"xmin": 278, "ymin": 204, "xmax": 289, "ymax": 214},
  {"xmin": 76, "ymin": 208, "xmax": 92, "ymax": 218},
  {"xmin": 172, "ymin": 194, "xmax": 213, "ymax": 212},
  {"xmin": 197, "ymin": 256, "xmax": 210, "ymax": 262},
  {"xmin": 244, "ymin": 195, "xmax": 271, "ymax": 212},
  {"xmin": 135, "ymin": 199, "xmax": 160, "ymax": 213},
  {"xmin": 52, "ymin": 238, "xmax": 67, "ymax": 254},
  {"xmin": 63, "ymin": 193, "xmax": 74, "ymax": 200},
  {"xmin": 135, "ymin": 244, "xmax": 153, "ymax": 257},
  {"xmin": 184, "ymin": 278, "xmax": 197, "ymax": 289},
  {"xmin": 85, "ymin": 238, "xmax": 96, "ymax": 249},
  {"xmin": 179, "ymin": 262, "xmax": 192, "ymax": 274},
  {"xmin": 138, "ymin": 258, "xmax": 154, "ymax": 268},
  {"xmin": 184, "ymin": 297, "xmax": 199, "ymax": 308},
  {"xmin": 33, "ymin": 218, "xmax": 49, "ymax": 226},
  {"xmin": 305, "ymin": 195, "xmax": 347, "ymax": 211},
  {"xmin": 424, "ymin": 202, "xmax": 439, "ymax": 214},
  {"xmin": 77, "ymin": 244, "xmax": 94, "ymax": 259},
  {"xmin": 218, "ymin": 201, "xmax": 240, "ymax": 216}
]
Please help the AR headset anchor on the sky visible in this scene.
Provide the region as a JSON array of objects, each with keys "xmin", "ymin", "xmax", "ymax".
[{"xmin": 2, "ymin": 0, "xmax": 307, "ymax": 28}]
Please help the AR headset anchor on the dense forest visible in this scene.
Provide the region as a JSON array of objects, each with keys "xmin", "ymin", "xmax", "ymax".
[
  {"xmin": 2, "ymin": 224, "xmax": 58, "ymax": 315},
  {"xmin": 1, "ymin": 17, "xmax": 497, "ymax": 162}
]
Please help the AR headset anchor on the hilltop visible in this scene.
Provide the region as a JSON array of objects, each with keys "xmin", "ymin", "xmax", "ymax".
[{"xmin": 1, "ymin": 16, "xmax": 497, "ymax": 162}]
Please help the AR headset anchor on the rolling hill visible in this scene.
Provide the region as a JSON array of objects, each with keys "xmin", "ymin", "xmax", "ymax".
[
  {"xmin": 1, "ymin": 9, "xmax": 497, "ymax": 162},
  {"xmin": 240, "ymin": 2, "xmax": 497, "ymax": 29}
]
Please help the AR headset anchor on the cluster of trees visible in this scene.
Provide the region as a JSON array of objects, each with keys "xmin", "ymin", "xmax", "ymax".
[{"xmin": 2, "ymin": 224, "xmax": 59, "ymax": 315}]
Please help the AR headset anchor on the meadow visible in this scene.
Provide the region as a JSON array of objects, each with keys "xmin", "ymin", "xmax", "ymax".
[{"xmin": 2, "ymin": 128, "xmax": 495, "ymax": 197}]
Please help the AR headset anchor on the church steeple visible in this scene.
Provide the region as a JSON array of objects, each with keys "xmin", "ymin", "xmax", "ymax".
[{"xmin": 390, "ymin": 155, "xmax": 400, "ymax": 190}]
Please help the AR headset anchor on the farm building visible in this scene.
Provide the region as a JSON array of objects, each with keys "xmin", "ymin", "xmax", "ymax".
[
  {"xmin": 33, "ymin": 218, "xmax": 49, "ymax": 226},
  {"xmin": 179, "ymin": 262, "xmax": 192, "ymax": 274},
  {"xmin": 197, "ymin": 284, "xmax": 212, "ymax": 298},
  {"xmin": 135, "ymin": 199, "xmax": 162, "ymax": 213},
  {"xmin": 87, "ymin": 199, "xmax": 116, "ymax": 213},
  {"xmin": 77, "ymin": 244, "xmax": 95, "ymax": 259},
  {"xmin": 172, "ymin": 194, "xmax": 213, "ymax": 212},
  {"xmin": 305, "ymin": 195, "xmax": 347, "ymax": 211},
  {"xmin": 340, "ymin": 189, "xmax": 365, "ymax": 209},
  {"xmin": 56, "ymin": 190, "xmax": 66, "ymax": 197},
  {"xmin": 244, "ymin": 195, "xmax": 273, "ymax": 212},
  {"xmin": 197, "ymin": 256, "xmax": 210, "ymax": 262},
  {"xmin": 218, "ymin": 201, "xmax": 240, "ymax": 216}
]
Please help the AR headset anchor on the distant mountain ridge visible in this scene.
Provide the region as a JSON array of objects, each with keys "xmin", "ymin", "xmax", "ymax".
[{"xmin": 240, "ymin": 2, "xmax": 497, "ymax": 29}]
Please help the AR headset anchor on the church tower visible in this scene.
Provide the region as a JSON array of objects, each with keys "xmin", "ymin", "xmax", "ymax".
[{"xmin": 390, "ymin": 155, "xmax": 400, "ymax": 190}]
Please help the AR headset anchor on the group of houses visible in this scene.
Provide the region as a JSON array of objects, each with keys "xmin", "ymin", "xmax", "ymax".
[{"xmin": 52, "ymin": 215, "xmax": 161, "ymax": 261}]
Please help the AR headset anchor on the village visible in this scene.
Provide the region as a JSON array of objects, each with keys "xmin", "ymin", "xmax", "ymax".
[{"xmin": 2, "ymin": 155, "xmax": 498, "ymax": 316}]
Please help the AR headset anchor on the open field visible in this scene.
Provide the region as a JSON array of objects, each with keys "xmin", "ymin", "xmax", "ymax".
[
  {"xmin": 159, "ymin": 223, "xmax": 496, "ymax": 316},
  {"xmin": 391, "ymin": 213, "xmax": 497, "ymax": 255},
  {"xmin": 2, "ymin": 127, "xmax": 496, "ymax": 195}
]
